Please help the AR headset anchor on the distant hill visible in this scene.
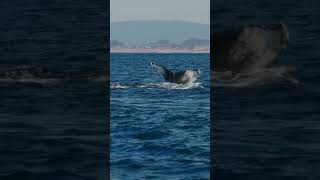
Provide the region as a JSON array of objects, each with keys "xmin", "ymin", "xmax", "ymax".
[
  {"xmin": 180, "ymin": 38, "xmax": 210, "ymax": 49},
  {"xmin": 111, "ymin": 20, "xmax": 209, "ymax": 45},
  {"xmin": 110, "ymin": 40, "xmax": 125, "ymax": 48},
  {"xmin": 110, "ymin": 38, "xmax": 209, "ymax": 49}
]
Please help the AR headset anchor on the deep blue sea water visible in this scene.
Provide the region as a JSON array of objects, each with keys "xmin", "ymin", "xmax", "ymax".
[
  {"xmin": 0, "ymin": 1, "xmax": 108, "ymax": 179},
  {"xmin": 213, "ymin": 0, "xmax": 320, "ymax": 179},
  {"xmin": 110, "ymin": 53, "xmax": 210, "ymax": 179}
]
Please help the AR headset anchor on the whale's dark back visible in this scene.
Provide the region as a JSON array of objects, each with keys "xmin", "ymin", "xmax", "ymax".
[
  {"xmin": 151, "ymin": 62, "xmax": 200, "ymax": 84},
  {"xmin": 173, "ymin": 70, "xmax": 187, "ymax": 83}
]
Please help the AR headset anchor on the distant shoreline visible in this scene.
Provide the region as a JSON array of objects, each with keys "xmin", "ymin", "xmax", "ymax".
[{"xmin": 110, "ymin": 47, "xmax": 210, "ymax": 54}]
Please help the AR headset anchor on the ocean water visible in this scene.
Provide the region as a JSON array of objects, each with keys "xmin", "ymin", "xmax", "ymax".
[
  {"xmin": 0, "ymin": 1, "xmax": 108, "ymax": 179},
  {"xmin": 213, "ymin": 0, "xmax": 320, "ymax": 179},
  {"xmin": 110, "ymin": 53, "xmax": 210, "ymax": 179}
]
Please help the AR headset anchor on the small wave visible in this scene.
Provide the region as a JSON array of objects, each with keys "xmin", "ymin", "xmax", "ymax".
[
  {"xmin": 0, "ymin": 78, "xmax": 61, "ymax": 84},
  {"xmin": 0, "ymin": 77, "xmax": 107, "ymax": 84},
  {"xmin": 212, "ymin": 66, "xmax": 300, "ymax": 88},
  {"xmin": 133, "ymin": 130, "xmax": 169, "ymax": 140},
  {"xmin": 111, "ymin": 82, "xmax": 203, "ymax": 90},
  {"xmin": 0, "ymin": 66, "xmax": 107, "ymax": 84}
]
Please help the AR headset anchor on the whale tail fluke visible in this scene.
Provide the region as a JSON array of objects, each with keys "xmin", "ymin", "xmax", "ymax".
[
  {"xmin": 150, "ymin": 62, "xmax": 201, "ymax": 84},
  {"xmin": 212, "ymin": 24, "xmax": 290, "ymax": 72},
  {"xmin": 150, "ymin": 62, "xmax": 174, "ymax": 82}
]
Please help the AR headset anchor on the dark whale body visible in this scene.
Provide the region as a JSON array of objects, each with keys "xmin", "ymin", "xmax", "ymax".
[
  {"xmin": 212, "ymin": 24, "xmax": 289, "ymax": 72},
  {"xmin": 150, "ymin": 62, "xmax": 200, "ymax": 84}
]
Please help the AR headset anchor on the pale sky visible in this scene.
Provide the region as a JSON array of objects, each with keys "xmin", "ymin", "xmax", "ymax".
[{"xmin": 111, "ymin": 0, "xmax": 210, "ymax": 25}]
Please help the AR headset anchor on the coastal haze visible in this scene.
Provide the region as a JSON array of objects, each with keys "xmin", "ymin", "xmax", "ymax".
[
  {"xmin": 111, "ymin": 0, "xmax": 210, "ymax": 24},
  {"xmin": 111, "ymin": 0, "xmax": 210, "ymax": 53},
  {"xmin": 110, "ymin": 20, "xmax": 210, "ymax": 53}
]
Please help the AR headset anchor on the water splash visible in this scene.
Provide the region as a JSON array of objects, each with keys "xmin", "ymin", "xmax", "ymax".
[
  {"xmin": 211, "ymin": 66, "xmax": 300, "ymax": 88},
  {"xmin": 111, "ymin": 82, "xmax": 203, "ymax": 90}
]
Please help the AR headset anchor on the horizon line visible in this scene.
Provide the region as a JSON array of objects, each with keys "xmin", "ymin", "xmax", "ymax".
[{"xmin": 110, "ymin": 19, "xmax": 209, "ymax": 25}]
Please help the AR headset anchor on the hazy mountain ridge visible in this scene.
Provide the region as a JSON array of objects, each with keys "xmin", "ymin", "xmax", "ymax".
[
  {"xmin": 111, "ymin": 38, "xmax": 209, "ymax": 49},
  {"xmin": 110, "ymin": 20, "xmax": 209, "ymax": 45}
]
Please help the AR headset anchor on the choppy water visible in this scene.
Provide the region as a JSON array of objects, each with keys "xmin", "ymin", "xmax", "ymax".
[
  {"xmin": 0, "ymin": 1, "xmax": 108, "ymax": 179},
  {"xmin": 213, "ymin": 0, "xmax": 320, "ymax": 179},
  {"xmin": 111, "ymin": 53, "xmax": 210, "ymax": 179}
]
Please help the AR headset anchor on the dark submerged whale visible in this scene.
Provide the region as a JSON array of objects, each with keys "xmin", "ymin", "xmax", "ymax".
[
  {"xmin": 212, "ymin": 24, "xmax": 289, "ymax": 72},
  {"xmin": 150, "ymin": 62, "xmax": 200, "ymax": 84}
]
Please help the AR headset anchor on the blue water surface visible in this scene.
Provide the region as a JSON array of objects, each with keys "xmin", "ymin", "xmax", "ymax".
[
  {"xmin": 213, "ymin": 0, "xmax": 320, "ymax": 179},
  {"xmin": 0, "ymin": 1, "xmax": 108, "ymax": 179},
  {"xmin": 110, "ymin": 53, "xmax": 210, "ymax": 179}
]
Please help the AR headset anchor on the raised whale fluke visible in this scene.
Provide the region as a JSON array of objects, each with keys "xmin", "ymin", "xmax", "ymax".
[
  {"xmin": 211, "ymin": 24, "xmax": 300, "ymax": 87},
  {"xmin": 150, "ymin": 62, "xmax": 200, "ymax": 84},
  {"xmin": 212, "ymin": 24, "xmax": 289, "ymax": 72}
]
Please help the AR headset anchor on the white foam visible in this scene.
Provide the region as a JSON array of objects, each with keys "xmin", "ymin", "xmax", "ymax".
[{"xmin": 110, "ymin": 82, "xmax": 203, "ymax": 90}]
